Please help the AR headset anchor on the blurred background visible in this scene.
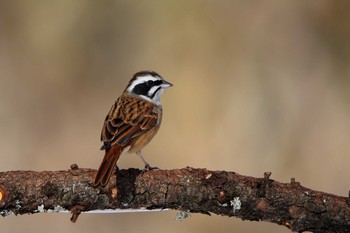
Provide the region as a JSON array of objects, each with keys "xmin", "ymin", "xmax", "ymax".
[{"xmin": 0, "ymin": 1, "xmax": 349, "ymax": 232}]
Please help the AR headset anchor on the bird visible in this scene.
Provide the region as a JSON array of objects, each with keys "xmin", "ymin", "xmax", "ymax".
[{"xmin": 93, "ymin": 71, "xmax": 173, "ymax": 187}]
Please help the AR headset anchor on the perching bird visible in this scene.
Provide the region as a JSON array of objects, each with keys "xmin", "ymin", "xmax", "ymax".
[{"xmin": 94, "ymin": 71, "xmax": 172, "ymax": 187}]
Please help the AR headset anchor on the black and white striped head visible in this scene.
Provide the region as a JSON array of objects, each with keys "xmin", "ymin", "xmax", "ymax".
[{"xmin": 126, "ymin": 71, "xmax": 173, "ymax": 105}]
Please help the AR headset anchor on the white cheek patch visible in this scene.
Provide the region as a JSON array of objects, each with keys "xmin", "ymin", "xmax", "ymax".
[
  {"xmin": 151, "ymin": 88, "xmax": 165, "ymax": 105},
  {"xmin": 148, "ymin": 86, "xmax": 159, "ymax": 96},
  {"xmin": 138, "ymin": 89, "xmax": 164, "ymax": 106}
]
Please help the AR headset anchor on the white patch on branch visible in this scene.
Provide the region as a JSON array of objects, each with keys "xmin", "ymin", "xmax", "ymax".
[
  {"xmin": 15, "ymin": 200, "xmax": 22, "ymax": 211},
  {"xmin": 0, "ymin": 210, "xmax": 14, "ymax": 217},
  {"xmin": 230, "ymin": 197, "xmax": 241, "ymax": 213},
  {"xmin": 175, "ymin": 211, "xmax": 191, "ymax": 221},
  {"xmin": 35, "ymin": 204, "xmax": 68, "ymax": 213},
  {"xmin": 37, "ymin": 204, "xmax": 45, "ymax": 213},
  {"xmin": 54, "ymin": 205, "xmax": 67, "ymax": 212}
]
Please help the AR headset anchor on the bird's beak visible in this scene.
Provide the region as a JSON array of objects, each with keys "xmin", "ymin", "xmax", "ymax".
[{"xmin": 162, "ymin": 80, "xmax": 173, "ymax": 88}]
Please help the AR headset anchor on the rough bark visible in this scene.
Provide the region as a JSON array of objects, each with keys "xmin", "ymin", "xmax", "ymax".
[{"xmin": 0, "ymin": 166, "xmax": 349, "ymax": 232}]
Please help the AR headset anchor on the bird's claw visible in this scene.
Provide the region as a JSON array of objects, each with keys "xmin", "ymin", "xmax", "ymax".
[{"xmin": 144, "ymin": 164, "xmax": 159, "ymax": 170}]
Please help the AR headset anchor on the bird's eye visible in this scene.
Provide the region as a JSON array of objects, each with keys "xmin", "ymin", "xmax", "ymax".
[{"xmin": 146, "ymin": 81, "xmax": 152, "ymax": 85}]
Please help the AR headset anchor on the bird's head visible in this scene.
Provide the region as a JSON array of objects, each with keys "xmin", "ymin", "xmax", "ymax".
[{"xmin": 126, "ymin": 71, "xmax": 173, "ymax": 105}]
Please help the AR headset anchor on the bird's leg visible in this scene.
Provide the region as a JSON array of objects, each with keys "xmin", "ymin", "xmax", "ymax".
[{"xmin": 136, "ymin": 151, "xmax": 159, "ymax": 170}]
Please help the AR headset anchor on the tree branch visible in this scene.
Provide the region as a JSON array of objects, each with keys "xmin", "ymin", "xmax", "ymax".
[{"xmin": 0, "ymin": 166, "xmax": 349, "ymax": 232}]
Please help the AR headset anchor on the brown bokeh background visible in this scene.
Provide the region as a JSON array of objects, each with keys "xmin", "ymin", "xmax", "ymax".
[{"xmin": 1, "ymin": 1, "xmax": 350, "ymax": 232}]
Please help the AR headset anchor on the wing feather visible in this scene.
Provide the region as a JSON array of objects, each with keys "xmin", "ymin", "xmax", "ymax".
[{"xmin": 100, "ymin": 94, "xmax": 159, "ymax": 150}]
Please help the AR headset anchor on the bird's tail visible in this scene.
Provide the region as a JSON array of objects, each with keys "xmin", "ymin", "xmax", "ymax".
[{"xmin": 94, "ymin": 145, "xmax": 123, "ymax": 187}]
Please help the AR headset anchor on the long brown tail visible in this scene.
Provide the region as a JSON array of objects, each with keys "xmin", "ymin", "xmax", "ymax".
[{"xmin": 94, "ymin": 145, "xmax": 123, "ymax": 187}]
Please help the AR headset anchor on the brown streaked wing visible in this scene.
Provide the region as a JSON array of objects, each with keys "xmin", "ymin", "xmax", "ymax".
[
  {"xmin": 100, "ymin": 103, "xmax": 118, "ymax": 141},
  {"xmin": 100, "ymin": 94, "xmax": 158, "ymax": 150}
]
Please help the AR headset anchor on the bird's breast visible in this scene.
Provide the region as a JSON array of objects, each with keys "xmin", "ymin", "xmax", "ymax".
[{"xmin": 128, "ymin": 125, "xmax": 161, "ymax": 153}]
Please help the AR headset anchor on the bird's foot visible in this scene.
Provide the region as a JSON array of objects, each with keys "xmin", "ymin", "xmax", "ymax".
[{"xmin": 144, "ymin": 164, "xmax": 159, "ymax": 170}]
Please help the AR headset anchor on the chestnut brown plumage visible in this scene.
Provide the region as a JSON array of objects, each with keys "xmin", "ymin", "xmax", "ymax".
[{"xmin": 94, "ymin": 71, "xmax": 172, "ymax": 187}]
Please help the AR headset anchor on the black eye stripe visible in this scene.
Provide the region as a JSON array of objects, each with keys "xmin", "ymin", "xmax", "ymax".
[
  {"xmin": 153, "ymin": 80, "xmax": 162, "ymax": 86},
  {"xmin": 145, "ymin": 80, "xmax": 162, "ymax": 87},
  {"xmin": 132, "ymin": 80, "xmax": 163, "ymax": 96},
  {"xmin": 133, "ymin": 83, "xmax": 148, "ymax": 96}
]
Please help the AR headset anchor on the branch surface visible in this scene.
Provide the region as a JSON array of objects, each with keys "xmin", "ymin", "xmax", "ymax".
[{"xmin": 0, "ymin": 167, "xmax": 349, "ymax": 232}]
